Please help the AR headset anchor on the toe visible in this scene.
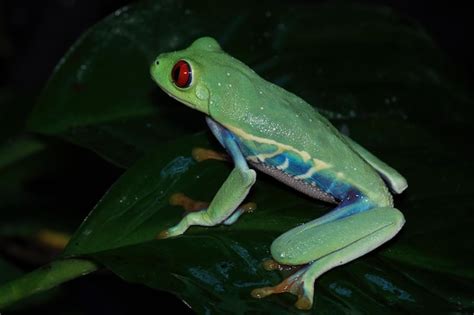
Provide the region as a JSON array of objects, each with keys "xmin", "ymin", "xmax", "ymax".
[
  {"xmin": 295, "ymin": 295, "xmax": 312, "ymax": 310},
  {"xmin": 156, "ymin": 229, "xmax": 170, "ymax": 240}
]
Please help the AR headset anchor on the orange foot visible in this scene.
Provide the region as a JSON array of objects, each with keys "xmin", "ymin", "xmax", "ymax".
[
  {"xmin": 251, "ymin": 264, "xmax": 313, "ymax": 310},
  {"xmin": 262, "ymin": 259, "xmax": 303, "ymax": 273},
  {"xmin": 192, "ymin": 147, "xmax": 229, "ymax": 162},
  {"xmin": 170, "ymin": 192, "xmax": 256, "ymax": 216},
  {"xmin": 157, "ymin": 192, "xmax": 256, "ymax": 240},
  {"xmin": 169, "ymin": 192, "xmax": 208, "ymax": 213}
]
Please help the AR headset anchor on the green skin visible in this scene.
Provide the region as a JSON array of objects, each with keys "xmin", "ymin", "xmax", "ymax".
[{"xmin": 150, "ymin": 37, "xmax": 407, "ymax": 310}]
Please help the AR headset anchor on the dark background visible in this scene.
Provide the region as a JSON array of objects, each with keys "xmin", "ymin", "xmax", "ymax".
[
  {"xmin": 1, "ymin": 1, "xmax": 473, "ymax": 95},
  {"xmin": 0, "ymin": 0, "xmax": 472, "ymax": 314}
]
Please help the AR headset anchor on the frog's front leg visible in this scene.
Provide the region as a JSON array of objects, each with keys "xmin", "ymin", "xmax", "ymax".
[
  {"xmin": 252, "ymin": 197, "xmax": 405, "ymax": 310},
  {"xmin": 157, "ymin": 121, "xmax": 256, "ymax": 239}
]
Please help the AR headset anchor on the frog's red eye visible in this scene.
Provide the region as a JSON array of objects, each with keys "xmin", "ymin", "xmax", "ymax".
[{"xmin": 171, "ymin": 60, "xmax": 192, "ymax": 88}]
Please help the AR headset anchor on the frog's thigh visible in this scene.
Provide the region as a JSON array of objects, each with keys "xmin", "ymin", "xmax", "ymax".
[
  {"xmin": 270, "ymin": 207, "xmax": 404, "ymax": 308},
  {"xmin": 272, "ymin": 207, "xmax": 405, "ymax": 265}
]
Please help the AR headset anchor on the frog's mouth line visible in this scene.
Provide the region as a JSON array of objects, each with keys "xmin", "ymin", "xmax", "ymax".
[
  {"xmin": 165, "ymin": 89, "xmax": 195, "ymax": 108},
  {"xmin": 154, "ymin": 81, "xmax": 211, "ymax": 115},
  {"xmin": 154, "ymin": 81, "xmax": 196, "ymax": 109}
]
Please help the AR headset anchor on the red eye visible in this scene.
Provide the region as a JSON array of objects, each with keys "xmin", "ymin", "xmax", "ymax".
[{"xmin": 171, "ymin": 60, "xmax": 192, "ymax": 88}]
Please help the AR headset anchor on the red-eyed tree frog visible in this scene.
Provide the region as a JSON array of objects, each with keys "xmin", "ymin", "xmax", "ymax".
[{"xmin": 150, "ymin": 37, "xmax": 407, "ymax": 310}]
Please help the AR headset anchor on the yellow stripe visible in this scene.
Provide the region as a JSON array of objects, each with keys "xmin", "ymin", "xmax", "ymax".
[{"xmin": 226, "ymin": 125, "xmax": 312, "ymax": 162}]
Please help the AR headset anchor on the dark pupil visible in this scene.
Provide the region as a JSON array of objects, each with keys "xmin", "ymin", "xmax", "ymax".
[{"xmin": 173, "ymin": 64, "xmax": 182, "ymax": 82}]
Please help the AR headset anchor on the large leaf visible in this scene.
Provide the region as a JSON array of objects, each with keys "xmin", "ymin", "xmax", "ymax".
[
  {"xmin": 27, "ymin": 0, "xmax": 474, "ymax": 313},
  {"xmin": 27, "ymin": 0, "xmax": 472, "ymax": 167},
  {"xmin": 62, "ymin": 123, "xmax": 474, "ymax": 313}
]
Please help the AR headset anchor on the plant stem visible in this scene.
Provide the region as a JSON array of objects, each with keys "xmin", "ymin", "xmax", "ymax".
[{"xmin": 0, "ymin": 258, "xmax": 100, "ymax": 309}]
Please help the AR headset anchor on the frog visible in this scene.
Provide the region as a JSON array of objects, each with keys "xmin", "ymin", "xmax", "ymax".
[{"xmin": 150, "ymin": 37, "xmax": 407, "ymax": 310}]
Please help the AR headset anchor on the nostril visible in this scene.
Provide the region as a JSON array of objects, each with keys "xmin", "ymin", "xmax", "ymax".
[{"xmin": 155, "ymin": 60, "xmax": 160, "ymax": 65}]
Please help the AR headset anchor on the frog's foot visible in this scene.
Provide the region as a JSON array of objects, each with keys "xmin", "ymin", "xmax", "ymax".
[
  {"xmin": 169, "ymin": 192, "xmax": 209, "ymax": 213},
  {"xmin": 156, "ymin": 200, "xmax": 256, "ymax": 239},
  {"xmin": 169, "ymin": 192, "xmax": 256, "ymax": 219},
  {"xmin": 251, "ymin": 264, "xmax": 314, "ymax": 310},
  {"xmin": 262, "ymin": 259, "xmax": 303, "ymax": 272},
  {"xmin": 157, "ymin": 189, "xmax": 256, "ymax": 239},
  {"xmin": 192, "ymin": 147, "xmax": 229, "ymax": 162}
]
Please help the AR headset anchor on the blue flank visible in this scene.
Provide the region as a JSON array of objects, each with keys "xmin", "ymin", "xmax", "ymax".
[
  {"xmin": 262, "ymin": 151, "xmax": 355, "ymax": 201},
  {"xmin": 220, "ymin": 125, "xmax": 375, "ymax": 219},
  {"xmin": 236, "ymin": 136, "xmax": 375, "ymax": 208}
]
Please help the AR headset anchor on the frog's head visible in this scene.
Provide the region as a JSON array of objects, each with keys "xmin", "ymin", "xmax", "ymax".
[{"xmin": 150, "ymin": 37, "xmax": 225, "ymax": 116}]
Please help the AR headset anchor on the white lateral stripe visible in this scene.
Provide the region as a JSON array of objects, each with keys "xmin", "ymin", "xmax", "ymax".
[
  {"xmin": 294, "ymin": 166, "xmax": 317, "ymax": 179},
  {"xmin": 276, "ymin": 157, "xmax": 289, "ymax": 170}
]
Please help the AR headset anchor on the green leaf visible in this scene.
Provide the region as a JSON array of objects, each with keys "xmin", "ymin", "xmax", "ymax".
[
  {"xmin": 0, "ymin": 258, "xmax": 99, "ymax": 309},
  {"xmin": 62, "ymin": 123, "xmax": 473, "ymax": 313},
  {"xmin": 27, "ymin": 0, "xmax": 472, "ymax": 167}
]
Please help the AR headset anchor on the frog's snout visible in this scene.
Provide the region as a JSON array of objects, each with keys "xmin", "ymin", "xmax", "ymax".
[{"xmin": 150, "ymin": 57, "xmax": 161, "ymax": 81}]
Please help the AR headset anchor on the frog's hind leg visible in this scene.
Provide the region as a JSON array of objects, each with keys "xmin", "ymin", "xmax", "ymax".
[
  {"xmin": 342, "ymin": 135, "xmax": 408, "ymax": 194},
  {"xmin": 251, "ymin": 202, "xmax": 405, "ymax": 310}
]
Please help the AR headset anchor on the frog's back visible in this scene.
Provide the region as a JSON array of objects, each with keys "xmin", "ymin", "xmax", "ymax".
[
  {"xmin": 206, "ymin": 54, "xmax": 391, "ymax": 205},
  {"xmin": 217, "ymin": 77, "xmax": 390, "ymax": 205}
]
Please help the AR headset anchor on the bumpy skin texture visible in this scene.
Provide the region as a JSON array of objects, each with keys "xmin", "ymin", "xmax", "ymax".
[{"xmin": 151, "ymin": 37, "xmax": 407, "ymax": 310}]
